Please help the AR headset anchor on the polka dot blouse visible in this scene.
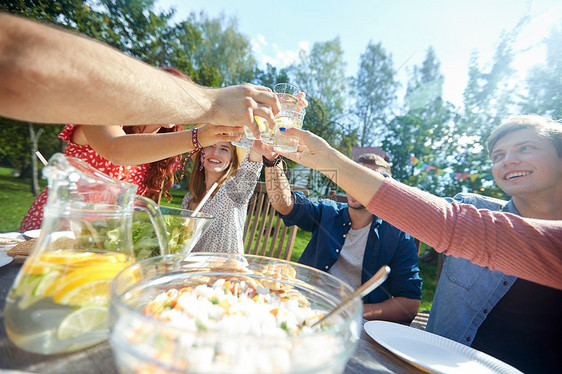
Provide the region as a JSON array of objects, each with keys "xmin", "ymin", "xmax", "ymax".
[{"xmin": 182, "ymin": 156, "xmax": 262, "ymax": 254}]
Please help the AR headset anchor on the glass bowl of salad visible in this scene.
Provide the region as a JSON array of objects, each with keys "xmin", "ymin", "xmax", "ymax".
[
  {"xmin": 132, "ymin": 207, "xmax": 214, "ymax": 260},
  {"xmin": 109, "ymin": 253, "xmax": 362, "ymax": 374}
]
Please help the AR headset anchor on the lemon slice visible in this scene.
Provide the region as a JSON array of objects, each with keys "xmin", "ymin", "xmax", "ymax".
[
  {"xmin": 47, "ymin": 262, "xmax": 127, "ymax": 305},
  {"xmin": 22, "ymin": 261, "xmax": 54, "ymax": 275},
  {"xmin": 14, "ymin": 274, "xmax": 43, "ymax": 296},
  {"xmin": 15, "ymin": 274, "xmax": 45, "ymax": 309},
  {"xmin": 24, "ymin": 252, "xmax": 96, "ymax": 275},
  {"xmin": 55, "ymin": 279, "xmax": 113, "ymax": 306},
  {"xmin": 40, "ymin": 251, "xmax": 96, "ymax": 264},
  {"xmin": 254, "ymin": 115, "xmax": 268, "ymax": 132},
  {"xmin": 57, "ymin": 306, "xmax": 109, "ymax": 340},
  {"xmin": 33, "ymin": 270, "xmax": 62, "ymax": 297}
]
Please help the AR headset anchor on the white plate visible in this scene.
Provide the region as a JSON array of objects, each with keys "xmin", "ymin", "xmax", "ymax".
[
  {"xmin": 23, "ymin": 229, "xmax": 41, "ymax": 239},
  {"xmin": 0, "ymin": 232, "xmax": 25, "ymax": 252},
  {"xmin": 0, "ymin": 251, "xmax": 14, "ymax": 267},
  {"xmin": 0, "ymin": 231, "xmax": 25, "ymax": 242},
  {"xmin": 364, "ymin": 321, "xmax": 523, "ymax": 374}
]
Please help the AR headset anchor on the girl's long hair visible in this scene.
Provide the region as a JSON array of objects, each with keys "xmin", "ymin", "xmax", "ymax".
[
  {"xmin": 187, "ymin": 145, "xmax": 241, "ymax": 209},
  {"xmin": 123, "ymin": 67, "xmax": 188, "ymax": 203}
]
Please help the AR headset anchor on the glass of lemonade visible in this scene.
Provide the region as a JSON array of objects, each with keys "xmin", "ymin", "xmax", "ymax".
[
  {"xmin": 242, "ymin": 115, "xmax": 273, "ymax": 144},
  {"xmin": 4, "ymin": 154, "xmax": 168, "ymax": 355},
  {"xmin": 273, "ymin": 109, "xmax": 306, "ymax": 152},
  {"xmin": 274, "ymin": 83, "xmax": 300, "ymax": 112}
]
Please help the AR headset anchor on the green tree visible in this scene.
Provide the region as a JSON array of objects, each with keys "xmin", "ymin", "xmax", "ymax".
[
  {"xmin": 252, "ymin": 64, "xmax": 290, "ymax": 90},
  {"xmin": 188, "ymin": 12, "xmax": 256, "ymax": 86},
  {"xmin": 521, "ymin": 21, "xmax": 562, "ymax": 119},
  {"xmin": 292, "ymin": 38, "xmax": 347, "ymax": 119},
  {"xmin": 351, "ymin": 41, "xmax": 399, "ymax": 147},
  {"xmin": 291, "ymin": 38, "xmax": 349, "ymax": 151},
  {"xmin": 381, "ymin": 48, "xmax": 456, "ymax": 196},
  {"xmin": 453, "ymin": 19, "xmax": 527, "ymax": 199},
  {"xmin": 0, "ymin": 0, "xmax": 210, "ymax": 188}
]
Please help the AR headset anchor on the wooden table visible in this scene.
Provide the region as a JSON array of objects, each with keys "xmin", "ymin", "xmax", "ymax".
[{"xmin": 0, "ymin": 261, "xmax": 427, "ymax": 373}]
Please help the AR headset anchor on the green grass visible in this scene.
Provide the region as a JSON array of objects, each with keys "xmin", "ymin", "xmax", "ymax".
[
  {"xmin": 0, "ymin": 166, "xmax": 435, "ymax": 311},
  {"xmin": 419, "ymin": 255, "xmax": 438, "ymax": 312},
  {"xmin": 0, "ymin": 167, "xmax": 48, "ymax": 230}
]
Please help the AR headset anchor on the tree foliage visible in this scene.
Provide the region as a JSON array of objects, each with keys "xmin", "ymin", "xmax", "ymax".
[
  {"xmin": 452, "ymin": 21, "xmax": 526, "ymax": 199},
  {"xmin": 251, "ymin": 63, "xmax": 290, "ymax": 90},
  {"xmin": 521, "ymin": 21, "xmax": 562, "ymax": 119},
  {"xmin": 1, "ymin": 3, "xmax": 561, "ymax": 200},
  {"xmin": 351, "ymin": 41, "xmax": 399, "ymax": 147},
  {"xmin": 188, "ymin": 12, "xmax": 256, "ymax": 86},
  {"xmin": 292, "ymin": 38, "xmax": 347, "ymax": 123},
  {"xmin": 289, "ymin": 38, "xmax": 351, "ymax": 153},
  {"xmin": 381, "ymin": 48, "xmax": 456, "ymax": 195}
]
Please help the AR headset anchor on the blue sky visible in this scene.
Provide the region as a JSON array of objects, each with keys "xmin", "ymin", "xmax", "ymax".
[{"xmin": 157, "ymin": 0, "xmax": 561, "ymax": 107}]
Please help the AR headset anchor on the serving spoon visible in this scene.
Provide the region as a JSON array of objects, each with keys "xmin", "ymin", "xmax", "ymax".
[{"xmin": 311, "ymin": 265, "xmax": 390, "ymax": 328}]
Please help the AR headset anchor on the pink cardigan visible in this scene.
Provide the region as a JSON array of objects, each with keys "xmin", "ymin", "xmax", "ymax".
[{"xmin": 367, "ymin": 179, "xmax": 562, "ymax": 290}]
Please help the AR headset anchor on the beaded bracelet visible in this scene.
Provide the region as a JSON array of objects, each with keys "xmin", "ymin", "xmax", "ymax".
[
  {"xmin": 180, "ymin": 128, "xmax": 205, "ymax": 179},
  {"xmin": 262, "ymin": 155, "xmax": 282, "ymax": 167},
  {"xmin": 191, "ymin": 128, "xmax": 202, "ymax": 149}
]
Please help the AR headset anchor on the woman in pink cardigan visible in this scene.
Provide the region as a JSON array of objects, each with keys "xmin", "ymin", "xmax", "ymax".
[{"xmin": 275, "ymin": 125, "xmax": 562, "ymax": 291}]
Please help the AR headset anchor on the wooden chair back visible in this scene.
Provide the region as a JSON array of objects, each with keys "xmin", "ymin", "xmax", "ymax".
[
  {"xmin": 328, "ymin": 189, "xmax": 348, "ymax": 203},
  {"xmin": 243, "ymin": 182, "xmax": 309, "ymax": 261}
]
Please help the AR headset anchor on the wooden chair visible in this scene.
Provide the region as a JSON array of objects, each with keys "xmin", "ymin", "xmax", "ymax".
[
  {"xmin": 243, "ymin": 182, "xmax": 309, "ymax": 261},
  {"xmin": 328, "ymin": 189, "xmax": 348, "ymax": 203}
]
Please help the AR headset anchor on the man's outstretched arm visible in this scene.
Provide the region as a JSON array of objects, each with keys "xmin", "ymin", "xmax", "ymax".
[{"xmin": 0, "ymin": 13, "xmax": 279, "ymax": 135}]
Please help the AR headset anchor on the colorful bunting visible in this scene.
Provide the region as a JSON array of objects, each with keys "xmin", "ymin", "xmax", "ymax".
[{"xmin": 408, "ymin": 156, "xmax": 491, "ymax": 182}]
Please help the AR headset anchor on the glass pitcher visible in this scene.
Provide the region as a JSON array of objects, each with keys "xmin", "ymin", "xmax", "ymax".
[{"xmin": 4, "ymin": 153, "xmax": 169, "ymax": 355}]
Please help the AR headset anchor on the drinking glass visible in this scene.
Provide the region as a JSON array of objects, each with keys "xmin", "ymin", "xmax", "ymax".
[
  {"xmin": 274, "ymin": 83, "xmax": 300, "ymax": 111},
  {"xmin": 273, "ymin": 109, "xmax": 306, "ymax": 152},
  {"xmin": 231, "ymin": 133, "xmax": 254, "ymax": 148},
  {"xmin": 244, "ymin": 115, "xmax": 273, "ymax": 144}
]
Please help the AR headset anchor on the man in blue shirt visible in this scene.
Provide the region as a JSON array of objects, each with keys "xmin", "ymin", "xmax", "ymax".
[{"xmin": 263, "ymin": 153, "xmax": 422, "ymax": 323}]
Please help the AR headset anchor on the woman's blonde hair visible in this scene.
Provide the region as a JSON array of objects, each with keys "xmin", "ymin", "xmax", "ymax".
[{"xmin": 187, "ymin": 144, "xmax": 242, "ymax": 209}]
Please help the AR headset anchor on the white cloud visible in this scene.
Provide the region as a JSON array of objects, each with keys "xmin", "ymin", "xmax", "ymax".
[
  {"xmin": 297, "ymin": 41, "xmax": 310, "ymax": 53},
  {"xmin": 251, "ymin": 35, "xmax": 269, "ymax": 56},
  {"xmin": 257, "ymin": 34, "xmax": 267, "ymax": 46},
  {"xmin": 251, "ymin": 39, "xmax": 262, "ymax": 54},
  {"xmin": 275, "ymin": 49, "xmax": 299, "ymax": 66},
  {"xmin": 255, "ymin": 41, "xmax": 309, "ymax": 69}
]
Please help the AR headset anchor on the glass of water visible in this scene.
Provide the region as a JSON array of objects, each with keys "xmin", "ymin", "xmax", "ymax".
[
  {"xmin": 274, "ymin": 83, "xmax": 300, "ymax": 112},
  {"xmin": 273, "ymin": 109, "xmax": 306, "ymax": 153},
  {"xmin": 243, "ymin": 116, "xmax": 273, "ymax": 144}
]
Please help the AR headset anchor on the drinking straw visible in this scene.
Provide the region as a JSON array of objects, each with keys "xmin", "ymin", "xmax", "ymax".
[
  {"xmin": 192, "ymin": 182, "xmax": 218, "ymax": 216},
  {"xmin": 35, "ymin": 151, "xmax": 48, "ymax": 166}
]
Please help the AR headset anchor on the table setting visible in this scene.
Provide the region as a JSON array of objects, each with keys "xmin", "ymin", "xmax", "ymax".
[{"xmin": 0, "ymin": 153, "xmax": 524, "ymax": 373}]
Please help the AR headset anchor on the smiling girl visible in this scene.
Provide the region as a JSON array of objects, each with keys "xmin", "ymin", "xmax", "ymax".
[
  {"xmin": 182, "ymin": 141, "xmax": 277, "ymax": 253},
  {"xmin": 182, "ymin": 91, "xmax": 307, "ymax": 253}
]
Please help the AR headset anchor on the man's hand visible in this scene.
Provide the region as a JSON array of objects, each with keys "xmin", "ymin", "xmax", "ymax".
[
  {"xmin": 196, "ymin": 124, "xmax": 244, "ymax": 147},
  {"xmin": 247, "ymin": 140, "xmax": 278, "ymax": 162},
  {"xmin": 273, "ymin": 128, "xmax": 333, "ymax": 171},
  {"xmin": 205, "ymin": 83, "xmax": 280, "ymax": 139},
  {"xmin": 251, "ymin": 140, "xmax": 278, "ymax": 159}
]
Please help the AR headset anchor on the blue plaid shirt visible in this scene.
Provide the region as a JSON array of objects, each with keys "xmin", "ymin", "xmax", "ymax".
[{"xmin": 282, "ymin": 191, "xmax": 422, "ymax": 303}]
